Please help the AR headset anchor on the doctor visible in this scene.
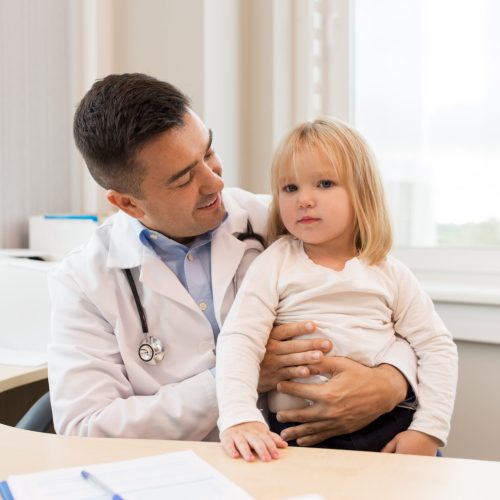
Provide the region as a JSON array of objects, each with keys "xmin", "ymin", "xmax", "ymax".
[{"xmin": 48, "ymin": 73, "xmax": 415, "ymax": 443}]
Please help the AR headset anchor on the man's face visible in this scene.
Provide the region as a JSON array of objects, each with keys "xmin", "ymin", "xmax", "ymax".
[{"xmin": 126, "ymin": 110, "xmax": 225, "ymax": 243}]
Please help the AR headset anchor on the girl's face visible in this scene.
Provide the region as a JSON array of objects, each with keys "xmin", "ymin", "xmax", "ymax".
[{"xmin": 278, "ymin": 147, "xmax": 356, "ymax": 255}]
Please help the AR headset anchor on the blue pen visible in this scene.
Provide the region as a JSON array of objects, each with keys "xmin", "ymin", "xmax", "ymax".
[{"xmin": 80, "ymin": 470, "xmax": 124, "ymax": 500}]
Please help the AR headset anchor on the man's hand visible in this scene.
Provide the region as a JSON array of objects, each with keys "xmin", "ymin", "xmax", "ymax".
[
  {"xmin": 220, "ymin": 422, "xmax": 288, "ymax": 462},
  {"xmin": 275, "ymin": 357, "xmax": 408, "ymax": 446},
  {"xmin": 381, "ymin": 430, "xmax": 439, "ymax": 456},
  {"xmin": 258, "ymin": 321, "xmax": 332, "ymax": 393}
]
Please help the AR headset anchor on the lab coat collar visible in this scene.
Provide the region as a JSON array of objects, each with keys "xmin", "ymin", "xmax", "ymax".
[
  {"xmin": 107, "ymin": 211, "xmax": 202, "ymax": 310},
  {"xmin": 219, "ymin": 190, "xmax": 253, "ymax": 237},
  {"xmin": 106, "ymin": 211, "xmax": 145, "ymax": 269},
  {"xmin": 105, "ymin": 192, "xmax": 251, "ymax": 270}
]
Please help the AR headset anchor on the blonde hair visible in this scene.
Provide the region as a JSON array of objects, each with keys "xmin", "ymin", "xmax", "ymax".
[{"xmin": 267, "ymin": 117, "xmax": 392, "ymax": 265}]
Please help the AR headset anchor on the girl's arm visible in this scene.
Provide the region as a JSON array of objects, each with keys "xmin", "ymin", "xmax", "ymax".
[
  {"xmin": 216, "ymin": 245, "xmax": 284, "ymax": 459},
  {"xmin": 390, "ymin": 259, "xmax": 458, "ymax": 447}
]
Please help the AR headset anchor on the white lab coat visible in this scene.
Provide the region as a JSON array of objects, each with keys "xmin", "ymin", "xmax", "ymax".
[{"xmin": 48, "ymin": 187, "xmax": 269, "ymax": 440}]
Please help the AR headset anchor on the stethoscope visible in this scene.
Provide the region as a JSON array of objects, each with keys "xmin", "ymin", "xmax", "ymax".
[
  {"xmin": 124, "ymin": 268, "xmax": 165, "ymax": 365},
  {"xmin": 125, "ymin": 220, "xmax": 265, "ymax": 365}
]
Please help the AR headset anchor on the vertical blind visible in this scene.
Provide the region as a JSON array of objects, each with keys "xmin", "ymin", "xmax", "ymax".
[{"xmin": 0, "ymin": 0, "xmax": 78, "ymax": 248}]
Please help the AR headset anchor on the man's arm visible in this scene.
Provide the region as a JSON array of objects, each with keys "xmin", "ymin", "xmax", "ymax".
[
  {"xmin": 275, "ymin": 358, "xmax": 407, "ymax": 446},
  {"xmin": 258, "ymin": 322, "xmax": 410, "ymax": 446},
  {"xmin": 258, "ymin": 321, "xmax": 332, "ymax": 393}
]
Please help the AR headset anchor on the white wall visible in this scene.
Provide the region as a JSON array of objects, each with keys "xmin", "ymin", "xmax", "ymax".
[
  {"xmin": 111, "ymin": 0, "xmax": 242, "ymax": 189},
  {"xmin": 240, "ymin": 0, "xmax": 293, "ymax": 194},
  {"xmin": 202, "ymin": 0, "xmax": 242, "ymax": 188},
  {"xmin": 445, "ymin": 339, "xmax": 500, "ymax": 461},
  {"xmin": 112, "ymin": 0, "xmax": 205, "ymax": 110}
]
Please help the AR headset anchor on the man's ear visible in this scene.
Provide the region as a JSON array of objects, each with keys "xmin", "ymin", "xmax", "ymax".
[{"xmin": 106, "ymin": 190, "xmax": 145, "ymax": 219}]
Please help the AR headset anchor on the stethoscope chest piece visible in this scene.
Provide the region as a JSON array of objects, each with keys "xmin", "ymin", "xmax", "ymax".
[
  {"xmin": 124, "ymin": 268, "xmax": 166, "ymax": 365},
  {"xmin": 138, "ymin": 335, "xmax": 165, "ymax": 365}
]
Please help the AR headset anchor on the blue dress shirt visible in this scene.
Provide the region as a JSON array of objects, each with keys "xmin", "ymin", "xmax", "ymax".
[{"xmin": 132, "ymin": 219, "xmax": 220, "ymax": 339}]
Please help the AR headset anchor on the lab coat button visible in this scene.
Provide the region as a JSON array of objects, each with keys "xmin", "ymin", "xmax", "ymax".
[
  {"xmin": 198, "ymin": 301, "xmax": 207, "ymax": 311},
  {"xmin": 149, "ymin": 232, "xmax": 158, "ymax": 240},
  {"xmin": 187, "ymin": 253, "xmax": 194, "ymax": 262}
]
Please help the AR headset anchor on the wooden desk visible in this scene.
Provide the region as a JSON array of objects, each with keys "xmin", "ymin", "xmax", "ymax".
[
  {"xmin": 1, "ymin": 424, "xmax": 499, "ymax": 499},
  {"xmin": 0, "ymin": 364, "xmax": 47, "ymax": 394}
]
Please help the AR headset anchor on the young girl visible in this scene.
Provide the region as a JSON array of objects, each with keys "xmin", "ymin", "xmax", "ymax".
[{"xmin": 216, "ymin": 117, "xmax": 458, "ymax": 462}]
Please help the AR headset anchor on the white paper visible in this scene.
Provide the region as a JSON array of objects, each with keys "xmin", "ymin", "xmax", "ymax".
[
  {"xmin": 0, "ymin": 347, "xmax": 47, "ymax": 366},
  {"xmin": 7, "ymin": 450, "xmax": 253, "ymax": 500}
]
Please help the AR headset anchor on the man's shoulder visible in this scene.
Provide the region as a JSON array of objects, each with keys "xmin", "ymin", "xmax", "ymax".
[{"xmin": 52, "ymin": 212, "xmax": 121, "ymax": 275}]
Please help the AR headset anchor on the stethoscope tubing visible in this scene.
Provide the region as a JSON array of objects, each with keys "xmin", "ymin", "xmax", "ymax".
[{"xmin": 124, "ymin": 268, "xmax": 149, "ymax": 334}]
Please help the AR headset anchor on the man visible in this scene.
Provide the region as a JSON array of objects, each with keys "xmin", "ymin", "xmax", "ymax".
[{"xmin": 48, "ymin": 73, "xmax": 415, "ymax": 444}]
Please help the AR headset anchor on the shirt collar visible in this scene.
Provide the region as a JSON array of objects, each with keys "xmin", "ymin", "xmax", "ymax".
[{"xmin": 131, "ymin": 212, "xmax": 229, "ymax": 253}]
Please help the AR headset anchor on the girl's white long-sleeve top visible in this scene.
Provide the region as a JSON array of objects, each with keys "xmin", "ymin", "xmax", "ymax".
[{"xmin": 216, "ymin": 236, "xmax": 458, "ymax": 446}]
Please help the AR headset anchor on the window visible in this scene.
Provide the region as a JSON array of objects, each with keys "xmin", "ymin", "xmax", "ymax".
[
  {"xmin": 352, "ymin": 0, "xmax": 500, "ymax": 249},
  {"xmin": 293, "ymin": 0, "xmax": 500, "ymax": 303}
]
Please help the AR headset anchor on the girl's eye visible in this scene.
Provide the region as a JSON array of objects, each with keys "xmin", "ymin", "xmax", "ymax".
[
  {"xmin": 283, "ymin": 184, "xmax": 298, "ymax": 193},
  {"xmin": 319, "ymin": 179, "xmax": 335, "ymax": 188},
  {"xmin": 204, "ymin": 149, "xmax": 215, "ymax": 161}
]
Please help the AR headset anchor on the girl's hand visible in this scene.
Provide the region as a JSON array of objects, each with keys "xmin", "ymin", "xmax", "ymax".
[
  {"xmin": 220, "ymin": 422, "xmax": 288, "ymax": 462},
  {"xmin": 381, "ymin": 430, "xmax": 440, "ymax": 456}
]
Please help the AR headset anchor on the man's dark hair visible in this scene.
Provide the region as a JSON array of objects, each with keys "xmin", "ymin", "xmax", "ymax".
[{"xmin": 73, "ymin": 73, "xmax": 190, "ymax": 197}]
